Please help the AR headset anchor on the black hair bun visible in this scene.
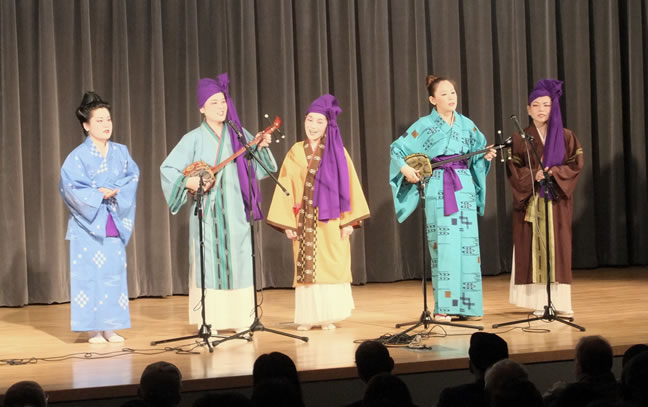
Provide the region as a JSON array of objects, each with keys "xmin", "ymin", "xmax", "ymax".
[{"xmin": 75, "ymin": 91, "xmax": 111, "ymax": 133}]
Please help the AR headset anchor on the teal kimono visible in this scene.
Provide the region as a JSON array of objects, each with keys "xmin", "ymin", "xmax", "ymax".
[
  {"xmin": 161, "ymin": 122, "xmax": 277, "ymax": 293},
  {"xmin": 390, "ymin": 109, "xmax": 490, "ymax": 317}
]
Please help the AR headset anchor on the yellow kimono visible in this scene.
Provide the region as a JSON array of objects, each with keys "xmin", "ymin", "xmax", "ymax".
[{"xmin": 267, "ymin": 140, "xmax": 370, "ymax": 287}]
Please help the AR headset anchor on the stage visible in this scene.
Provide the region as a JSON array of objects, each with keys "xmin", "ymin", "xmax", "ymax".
[{"xmin": 1, "ymin": 267, "xmax": 647, "ymax": 406}]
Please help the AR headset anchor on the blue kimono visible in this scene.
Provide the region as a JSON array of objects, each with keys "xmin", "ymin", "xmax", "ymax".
[
  {"xmin": 59, "ymin": 136, "xmax": 139, "ymax": 331},
  {"xmin": 390, "ymin": 109, "xmax": 490, "ymax": 317}
]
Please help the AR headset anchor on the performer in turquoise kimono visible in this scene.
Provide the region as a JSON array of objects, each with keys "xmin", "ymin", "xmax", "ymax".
[
  {"xmin": 389, "ymin": 75, "xmax": 496, "ymax": 321},
  {"xmin": 59, "ymin": 92, "xmax": 139, "ymax": 343},
  {"xmin": 160, "ymin": 73, "xmax": 276, "ymax": 333}
]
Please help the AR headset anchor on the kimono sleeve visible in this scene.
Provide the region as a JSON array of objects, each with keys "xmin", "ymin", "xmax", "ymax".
[
  {"xmin": 111, "ymin": 145, "xmax": 140, "ymax": 219},
  {"xmin": 550, "ymin": 129, "xmax": 584, "ymax": 199},
  {"xmin": 467, "ymin": 124, "xmax": 491, "ymax": 216},
  {"xmin": 109, "ymin": 145, "xmax": 139, "ymax": 244},
  {"xmin": 160, "ymin": 132, "xmax": 195, "ymax": 214},
  {"xmin": 340, "ymin": 149, "xmax": 370, "ymax": 228},
  {"xmin": 59, "ymin": 151, "xmax": 107, "ymax": 237},
  {"xmin": 389, "ymin": 131, "xmax": 419, "ymax": 223},
  {"xmin": 506, "ymin": 132, "xmax": 535, "ymax": 210},
  {"xmin": 266, "ymin": 145, "xmax": 300, "ymax": 231}
]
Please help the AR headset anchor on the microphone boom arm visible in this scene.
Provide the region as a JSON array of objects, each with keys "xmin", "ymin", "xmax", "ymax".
[{"xmin": 509, "ymin": 115, "xmax": 558, "ymax": 200}]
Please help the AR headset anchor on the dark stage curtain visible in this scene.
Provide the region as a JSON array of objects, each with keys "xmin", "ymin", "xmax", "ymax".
[{"xmin": 1, "ymin": 0, "xmax": 647, "ymax": 306}]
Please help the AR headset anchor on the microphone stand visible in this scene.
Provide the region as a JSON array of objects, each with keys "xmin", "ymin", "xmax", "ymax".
[
  {"xmin": 392, "ymin": 177, "xmax": 484, "ymax": 342},
  {"xmin": 213, "ymin": 121, "xmax": 309, "ymax": 346},
  {"xmin": 492, "ymin": 118, "xmax": 585, "ymax": 331},
  {"xmin": 151, "ymin": 173, "xmax": 232, "ymax": 352}
]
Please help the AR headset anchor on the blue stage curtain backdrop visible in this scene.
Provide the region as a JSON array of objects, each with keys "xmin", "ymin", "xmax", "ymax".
[{"xmin": 1, "ymin": 0, "xmax": 646, "ymax": 305}]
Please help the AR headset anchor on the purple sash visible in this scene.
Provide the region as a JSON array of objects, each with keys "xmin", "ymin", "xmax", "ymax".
[
  {"xmin": 432, "ymin": 155, "xmax": 468, "ymax": 216},
  {"xmin": 106, "ymin": 213, "xmax": 120, "ymax": 237}
]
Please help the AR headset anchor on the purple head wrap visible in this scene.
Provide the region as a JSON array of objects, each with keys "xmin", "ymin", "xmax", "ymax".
[
  {"xmin": 197, "ymin": 73, "xmax": 264, "ymax": 220},
  {"xmin": 306, "ymin": 94, "xmax": 351, "ymax": 221},
  {"xmin": 528, "ymin": 79, "xmax": 566, "ymax": 169}
]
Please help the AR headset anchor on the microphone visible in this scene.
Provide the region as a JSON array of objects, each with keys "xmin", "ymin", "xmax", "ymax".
[
  {"xmin": 264, "ymin": 114, "xmax": 286, "ymax": 143},
  {"xmin": 226, "ymin": 119, "xmax": 237, "ymax": 132},
  {"xmin": 509, "ymin": 115, "xmax": 526, "ymax": 139},
  {"xmin": 226, "ymin": 119, "xmax": 245, "ymax": 141}
]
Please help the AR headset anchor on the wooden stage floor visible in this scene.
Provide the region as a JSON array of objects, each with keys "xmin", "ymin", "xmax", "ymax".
[{"xmin": 1, "ymin": 267, "xmax": 647, "ymax": 403}]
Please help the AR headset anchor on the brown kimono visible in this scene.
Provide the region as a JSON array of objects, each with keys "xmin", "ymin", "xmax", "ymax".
[{"xmin": 507, "ymin": 126, "xmax": 584, "ymax": 284}]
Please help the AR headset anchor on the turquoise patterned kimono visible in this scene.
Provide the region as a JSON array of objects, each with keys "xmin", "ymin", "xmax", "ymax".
[
  {"xmin": 59, "ymin": 137, "xmax": 139, "ymax": 331},
  {"xmin": 160, "ymin": 122, "xmax": 277, "ymax": 292},
  {"xmin": 390, "ymin": 109, "xmax": 490, "ymax": 317}
]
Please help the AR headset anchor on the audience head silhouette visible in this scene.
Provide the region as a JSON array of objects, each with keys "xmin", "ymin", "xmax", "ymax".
[
  {"xmin": 622, "ymin": 350, "xmax": 648, "ymax": 406},
  {"xmin": 138, "ymin": 361, "xmax": 182, "ymax": 407},
  {"xmin": 252, "ymin": 352, "xmax": 303, "ymax": 405},
  {"xmin": 251, "ymin": 377, "xmax": 304, "ymax": 407},
  {"xmin": 489, "ymin": 377, "xmax": 542, "ymax": 407},
  {"xmin": 469, "ymin": 332, "xmax": 509, "ymax": 377},
  {"xmin": 362, "ymin": 373, "xmax": 414, "ymax": 407},
  {"xmin": 575, "ymin": 335, "xmax": 613, "ymax": 378},
  {"xmin": 484, "ymin": 359, "xmax": 528, "ymax": 394},
  {"xmin": 3, "ymin": 381, "xmax": 48, "ymax": 407},
  {"xmin": 622, "ymin": 343, "xmax": 648, "ymax": 368},
  {"xmin": 355, "ymin": 340, "xmax": 395, "ymax": 383}
]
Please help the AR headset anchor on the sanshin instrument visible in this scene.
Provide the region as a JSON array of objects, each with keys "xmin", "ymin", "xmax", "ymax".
[
  {"xmin": 404, "ymin": 136, "xmax": 512, "ymax": 182},
  {"xmin": 183, "ymin": 116, "xmax": 282, "ymax": 185}
]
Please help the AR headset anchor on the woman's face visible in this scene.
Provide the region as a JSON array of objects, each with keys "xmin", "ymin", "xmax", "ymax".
[
  {"xmin": 527, "ymin": 96, "xmax": 552, "ymax": 125},
  {"xmin": 200, "ymin": 92, "xmax": 228, "ymax": 124},
  {"xmin": 304, "ymin": 112, "xmax": 327, "ymax": 143},
  {"xmin": 428, "ymin": 80, "xmax": 457, "ymax": 114},
  {"xmin": 84, "ymin": 107, "xmax": 112, "ymax": 141}
]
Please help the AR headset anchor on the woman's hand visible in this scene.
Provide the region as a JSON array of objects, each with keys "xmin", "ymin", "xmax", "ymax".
[
  {"xmin": 186, "ymin": 176, "xmax": 214, "ymax": 193},
  {"xmin": 98, "ymin": 187, "xmax": 119, "ymax": 199},
  {"xmin": 400, "ymin": 164, "xmax": 421, "ymax": 183},
  {"xmin": 340, "ymin": 225, "xmax": 354, "ymax": 239},
  {"xmin": 257, "ymin": 131, "xmax": 272, "ymax": 149},
  {"xmin": 484, "ymin": 145, "xmax": 497, "ymax": 161},
  {"xmin": 535, "ymin": 167, "xmax": 553, "ymax": 182},
  {"xmin": 285, "ymin": 229, "xmax": 298, "ymax": 240}
]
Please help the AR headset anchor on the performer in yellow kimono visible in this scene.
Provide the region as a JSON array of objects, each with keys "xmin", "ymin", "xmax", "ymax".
[{"xmin": 267, "ymin": 94, "xmax": 370, "ymax": 331}]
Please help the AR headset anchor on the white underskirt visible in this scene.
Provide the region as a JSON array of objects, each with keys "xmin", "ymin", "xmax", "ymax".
[
  {"xmin": 294, "ymin": 283, "xmax": 355, "ymax": 325},
  {"xmin": 188, "ymin": 276, "xmax": 254, "ymax": 330},
  {"xmin": 509, "ymin": 247, "xmax": 573, "ymax": 313}
]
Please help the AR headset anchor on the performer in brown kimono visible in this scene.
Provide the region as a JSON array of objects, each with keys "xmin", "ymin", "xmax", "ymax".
[{"xmin": 507, "ymin": 79, "xmax": 584, "ymax": 316}]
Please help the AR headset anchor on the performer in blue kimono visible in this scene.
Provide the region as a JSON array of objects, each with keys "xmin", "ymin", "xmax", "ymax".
[
  {"xmin": 59, "ymin": 92, "xmax": 139, "ymax": 343},
  {"xmin": 389, "ymin": 75, "xmax": 496, "ymax": 321},
  {"xmin": 160, "ymin": 73, "xmax": 276, "ymax": 333}
]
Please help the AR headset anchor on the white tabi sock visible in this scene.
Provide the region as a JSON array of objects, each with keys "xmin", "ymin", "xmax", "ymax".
[
  {"xmin": 103, "ymin": 330, "xmax": 125, "ymax": 343},
  {"xmin": 88, "ymin": 331, "xmax": 107, "ymax": 344}
]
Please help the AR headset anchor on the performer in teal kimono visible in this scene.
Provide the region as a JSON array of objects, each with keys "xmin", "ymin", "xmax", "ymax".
[
  {"xmin": 160, "ymin": 73, "xmax": 276, "ymax": 333},
  {"xmin": 59, "ymin": 92, "xmax": 139, "ymax": 343},
  {"xmin": 389, "ymin": 75, "xmax": 496, "ymax": 321}
]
